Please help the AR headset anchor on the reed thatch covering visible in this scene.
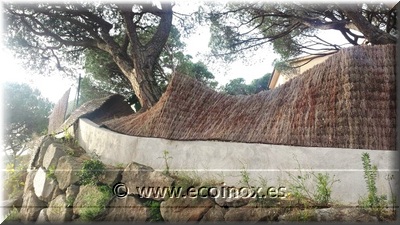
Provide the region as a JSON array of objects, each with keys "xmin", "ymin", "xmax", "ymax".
[
  {"xmin": 104, "ymin": 45, "xmax": 396, "ymax": 150},
  {"xmin": 55, "ymin": 94, "xmax": 133, "ymax": 133}
]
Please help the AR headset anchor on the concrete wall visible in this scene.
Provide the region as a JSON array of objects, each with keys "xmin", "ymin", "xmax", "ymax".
[{"xmin": 76, "ymin": 118, "xmax": 399, "ymax": 205}]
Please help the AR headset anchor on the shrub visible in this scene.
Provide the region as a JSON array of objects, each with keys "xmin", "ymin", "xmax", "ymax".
[
  {"xmin": 78, "ymin": 158, "xmax": 106, "ymax": 185},
  {"xmin": 4, "ymin": 162, "xmax": 27, "ymax": 200}
]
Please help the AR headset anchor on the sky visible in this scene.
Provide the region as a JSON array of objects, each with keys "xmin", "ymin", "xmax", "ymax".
[
  {"xmin": 0, "ymin": 17, "xmax": 275, "ymax": 104},
  {"xmin": 1, "ymin": 0, "xmax": 393, "ymax": 103}
]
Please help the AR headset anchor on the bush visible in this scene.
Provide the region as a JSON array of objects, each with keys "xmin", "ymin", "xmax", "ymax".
[
  {"xmin": 78, "ymin": 158, "xmax": 105, "ymax": 185},
  {"xmin": 4, "ymin": 162, "xmax": 27, "ymax": 200},
  {"xmin": 4, "ymin": 207, "xmax": 20, "ymax": 222}
]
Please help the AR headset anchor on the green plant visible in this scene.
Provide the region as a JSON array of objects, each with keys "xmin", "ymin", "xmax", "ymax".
[
  {"xmin": 359, "ymin": 152, "xmax": 388, "ymax": 219},
  {"xmin": 286, "ymin": 155, "xmax": 339, "ymax": 207},
  {"xmin": 66, "ymin": 196, "xmax": 75, "ymax": 208},
  {"xmin": 159, "ymin": 150, "xmax": 172, "ymax": 175},
  {"xmin": 385, "ymin": 173, "xmax": 397, "ymax": 217},
  {"xmin": 78, "ymin": 158, "xmax": 106, "ymax": 185},
  {"xmin": 4, "ymin": 162, "xmax": 27, "ymax": 200},
  {"xmin": 79, "ymin": 185, "xmax": 112, "ymax": 221},
  {"xmin": 63, "ymin": 127, "xmax": 73, "ymax": 141},
  {"xmin": 144, "ymin": 200, "xmax": 164, "ymax": 222},
  {"xmin": 4, "ymin": 207, "xmax": 20, "ymax": 222},
  {"xmin": 313, "ymin": 172, "xmax": 339, "ymax": 207},
  {"xmin": 46, "ymin": 165, "xmax": 57, "ymax": 180},
  {"xmin": 239, "ymin": 164, "xmax": 251, "ymax": 188}
]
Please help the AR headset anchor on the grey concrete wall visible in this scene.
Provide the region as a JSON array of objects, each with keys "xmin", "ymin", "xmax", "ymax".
[{"xmin": 76, "ymin": 118, "xmax": 399, "ymax": 205}]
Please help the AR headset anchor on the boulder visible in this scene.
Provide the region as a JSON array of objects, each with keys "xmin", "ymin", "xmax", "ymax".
[
  {"xmin": 33, "ymin": 167, "xmax": 58, "ymax": 202},
  {"xmin": 29, "ymin": 135, "xmax": 53, "ymax": 169},
  {"xmin": 66, "ymin": 185, "xmax": 80, "ymax": 202},
  {"xmin": 121, "ymin": 162, "xmax": 174, "ymax": 200},
  {"xmin": 224, "ymin": 206, "xmax": 282, "ymax": 222},
  {"xmin": 19, "ymin": 190, "xmax": 47, "ymax": 222},
  {"xmin": 36, "ymin": 208, "xmax": 49, "ymax": 223},
  {"xmin": 200, "ymin": 205, "xmax": 226, "ymax": 222},
  {"xmin": 54, "ymin": 156, "xmax": 83, "ymax": 190},
  {"xmin": 103, "ymin": 196, "xmax": 150, "ymax": 221},
  {"xmin": 214, "ymin": 195, "xmax": 251, "ymax": 208},
  {"xmin": 47, "ymin": 194, "xmax": 73, "ymax": 222},
  {"xmin": 73, "ymin": 185, "xmax": 112, "ymax": 217},
  {"xmin": 160, "ymin": 197, "xmax": 214, "ymax": 222},
  {"xmin": 24, "ymin": 170, "xmax": 37, "ymax": 193},
  {"xmin": 99, "ymin": 165, "xmax": 122, "ymax": 186},
  {"xmin": 42, "ymin": 143, "xmax": 66, "ymax": 170},
  {"xmin": 315, "ymin": 208, "xmax": 378, "ymax": 222}
]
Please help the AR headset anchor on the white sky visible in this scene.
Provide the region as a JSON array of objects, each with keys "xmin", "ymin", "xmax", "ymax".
[{"xmin": 0, "ymin": 0, "xmax": 391, "ymax": 103}]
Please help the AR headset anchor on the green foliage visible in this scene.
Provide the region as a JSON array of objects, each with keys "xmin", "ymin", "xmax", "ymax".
[
  {"xmin": 220, "ymin": 73, "xmax": 271, "ymax": 95},
  {"xmin": 239, "ymin": 166, "xmax": 251, "ymax": 188},
  {"xmin": 175, "ymin": 58, "xmax": 218, "ymax": 89},
  {"xmin": 144, "ymin": 200, "xmax": 164, "ymax": 222},
  {"xmin": 78, "ymin": 158, "xmax": 106, "ymax": 185},
  {"xmin": 4, "ymin": 162, "xmax": 27, "ymax": 200},
  {"xmin": 3, "ymin": 82, "xmax": 53, "ymax": 164},
  {"xmin": 286, "ymin": 155, "xmax": 339, "ymax": 207},
  {"xmin": 46, "ymin": 165, "xmax": 57, "ymax": 180},
  {"xmin": 80, "ymin": 25, "xmax": 217, "ymax": 110},
  {"xmin": 359, "ymin": 152, "xmax": 389, "ymax": 219},
  {"xmin": 4, "ymin": 207, "xmax": 20, "ymax": 222},
  {"xmin": 313, "ymin": 173, "xmax": 338, "ymax": 207},
  {"xmin": 205, "ymin": 3, "xmax": 396, "ymax": 62},
  {"xmin": 79, "ymin": 185, "xmax": 112, "ymax": 222},
  {"xmin": 66, "ymin": 196, "xmax": 75, "ymax": 208}
]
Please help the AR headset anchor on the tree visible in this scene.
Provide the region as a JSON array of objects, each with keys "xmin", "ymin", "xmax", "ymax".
[
  {"xmin": 205, "ymin": 3, "xmax": 396, "ymax": 61},
  {"xmin": 2, "ymin": 82, "xmax": 53, "ymax": 168},
  {"xmin": 79, "ymin": 25, "xmax": 218, "ymax": 110},
  {"xmin": 220, "ymin": 73, "xmax": 271, "ymax": 95},
  {"xmin": 4, "ymin": 2, "xmax": 175, "ymax": 110}
]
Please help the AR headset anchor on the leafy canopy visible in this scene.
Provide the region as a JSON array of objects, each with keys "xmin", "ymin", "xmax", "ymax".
[{"xmin": 3, "ymin": 82, "xmax": 53, "ymax": 158}]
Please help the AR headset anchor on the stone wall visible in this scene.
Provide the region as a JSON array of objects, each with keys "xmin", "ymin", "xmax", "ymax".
[{"xmin": 7, "ymin": 136, "xmax": 393, "ymax": 222}]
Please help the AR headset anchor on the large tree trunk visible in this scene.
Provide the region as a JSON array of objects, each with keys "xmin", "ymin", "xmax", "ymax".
[
  {"xmin": 118, "ymin": 2, "xmax": 173, "ymax": 111},
  {"xmin": 340, "ymin": 4, "xmax": 397, "ymax": 45}
]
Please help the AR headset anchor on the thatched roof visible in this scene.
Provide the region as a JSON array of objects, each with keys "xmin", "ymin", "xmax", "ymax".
[
  {"xmin": 55, "ymin": 94, "xmax": 134, "ymax": 133},
  {"xmin": 104, "ymin": 45, "xmax": 395, "ymax": 150}
]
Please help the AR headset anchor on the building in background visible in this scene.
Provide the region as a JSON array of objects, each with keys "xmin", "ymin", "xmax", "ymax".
[{"xmin": 268, "ymin": 52, "xmax": 335, "ymax": 89}]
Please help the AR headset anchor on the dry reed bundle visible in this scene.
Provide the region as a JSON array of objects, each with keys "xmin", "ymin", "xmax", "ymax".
[
  {"xmin": 104, "ymin": 44, "xmax": 396, "ymax": 150},
  {"xmin": 55, "ymin": 94, "xmax": 133, "ymax": 134}
]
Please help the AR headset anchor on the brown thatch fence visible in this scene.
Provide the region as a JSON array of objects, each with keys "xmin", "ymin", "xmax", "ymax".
[{"xmin": 104, "ymin": 44, "xmax": 395, "ymax": 150}]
